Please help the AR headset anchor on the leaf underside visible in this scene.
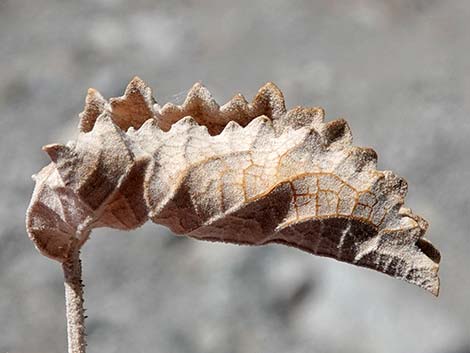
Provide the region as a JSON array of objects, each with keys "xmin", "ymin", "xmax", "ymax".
[{"xmin": 26, "ymin": 77, "xmax": 441, "ymax": 296}]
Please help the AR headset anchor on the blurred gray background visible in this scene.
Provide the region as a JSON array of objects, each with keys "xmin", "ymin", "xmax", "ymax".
[{"xmin": 1, "ymin": 0, "xmax": 469, "ymax": 352}]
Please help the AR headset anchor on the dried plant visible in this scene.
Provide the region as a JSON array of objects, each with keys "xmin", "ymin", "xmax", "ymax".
[{"xmin": 26, "ymin": 77, "xmax": 441, "ymax": 353}]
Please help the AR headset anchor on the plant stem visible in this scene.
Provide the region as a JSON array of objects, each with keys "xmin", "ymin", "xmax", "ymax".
[{"xmin": 63, "ymin": 249, "xmax": 87, "ymax": 353}]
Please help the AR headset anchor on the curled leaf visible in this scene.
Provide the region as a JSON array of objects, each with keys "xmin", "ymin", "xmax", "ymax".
[{"xmin": 26, "ymin": 77, "xmax": 440, "ymax": 295}]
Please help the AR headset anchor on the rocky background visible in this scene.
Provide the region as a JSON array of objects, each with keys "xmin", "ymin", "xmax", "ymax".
[{"xmin": 1, "ymin": 0, "xmax": 469, "ymax": 352}]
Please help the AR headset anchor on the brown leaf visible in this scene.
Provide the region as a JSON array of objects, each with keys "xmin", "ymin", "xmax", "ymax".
[{"xmin": 26, "ymin": 78, "xmax": 440, "ymax": 295}]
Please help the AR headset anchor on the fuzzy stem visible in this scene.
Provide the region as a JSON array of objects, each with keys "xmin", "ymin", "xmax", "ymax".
[{"xmin": 63, "ymin": 249, "xmax": 87, "ymax": 353}]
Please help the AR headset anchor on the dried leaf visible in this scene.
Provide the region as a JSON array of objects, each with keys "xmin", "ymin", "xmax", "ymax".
[{"xmin": 26, "ymin": 77, "xmax": 440, "ymax": 295}]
